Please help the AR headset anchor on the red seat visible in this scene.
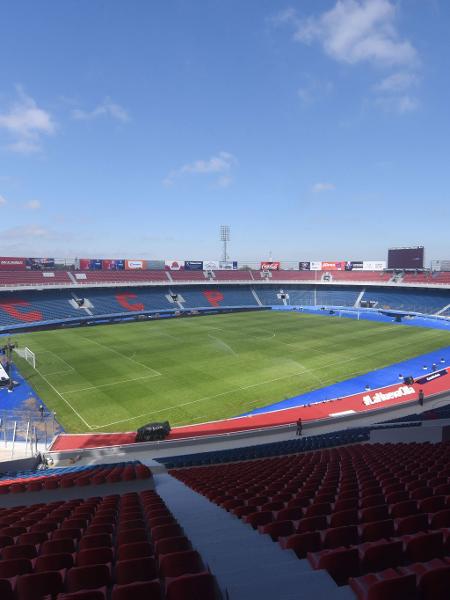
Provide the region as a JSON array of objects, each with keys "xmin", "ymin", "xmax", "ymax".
[
  {"xmin": 76, "ymin": 547, "xmax": 114, "ymax": 567},
  {"xmin": 308, "ymin": 547, "xmax": 360, "ymax": 585},
  {"xmin": 0, "ymin": 535, "xmax": 15, "ymax": 549},
  {"xmin": 116, "ymin": 529, "xmax": 148, "ymax": 547},
  {"xmin": 304, "ymin": 502, "xmax": 332, "ymax": 517},
  {"xmin": 1, "ymin": 544, "xmax": 37, "ymax": 560},
  {"xmin": 418, "ymin": 496, "xmax": 446, "ymax": 513},
  {"xmin": 118, "ymin": 519, "xmax": 145, "ymax": 531},
  {"xmin": 274, "ymin": 507, "xmax": 303, "ymax": 521},
  {"xmin": 404, "ymin": 531, "xmax": 444, "ymax": 563},
  {"xmin": 85, "ymin": 525, "xmax": 114, "ymax": 536},
  {"xmin": 62, "ymin": 519, "xmax": 88, "ymax": 532},
  {"xmin": 359, "ymin": 505, "xmax": 389, "ymax": 523},
  {"xmin": 0, "ymin": 579, "xmax": 14, "ymax": 600},
  {"xmin": 115, "ymin": 557, "xmax": 157, "ymax": 585},
  {"xmin": 258, "ymin": 520, "xmax": 294, "ymax": 541},
  {"xmin": 41, "ymin": 539, "xmax": 76, "ymax": 555},
  {"xmin": 154, "ymin": 536, "xmax": 191, "ymax": 558},
  {"xmin": 66, "ymin": 564, "xmax": 110, "ymax": 593},
  {"xmin": 389, "ymin": 500, "xmax": 418, "ymax": 519},
  {"xmin": 165, "ymin": 572, "xmax": 216, "ymax": 600},
  {"xmin": 111, "ymin": 580, "xmax": 162, "ymax": 600},
  {"xmin": 150, "ymin": 524, "xmax": 182, "ymax": 543},
  {"xmin": 360, "ymin": 495, "xmax": 385, "ymax": 509},
  {"xmin": 16, "ymin": 571, "xmax": 64, "ymax": 600},
  {"xmin": 359, "ymin": 540, "xmax": 403, "ymax": 572},
  {"xmin": 279, "ymin": 531, "xmax": 321, "ymax": 558},
  {"xmin": 117, "ymin": 541, "xmax": 154, "ymax": 561},
  {"xmin": 159, "ymin": 550, "xmax": 204, "ymax": 578},
  {"xmin": 78, "ymin": 534, "xmax": 111, "ymax": 551},
  {"xmin": 34, "ymin": 552, "xmax": 74, "ymax": 573},
  {"xmin": 243, "ymin": 511, "xmax": 273, "ymax": 529},
  {"xmin": 358, "ymin": 520, "xmax": 395, "ymax": 543},
  {"xmin": 395, "ymin": 513, "xmax": 428, "ymax": 535},
  {"xmin": 297, "ymin": 515, "xmax": 328, "ymax": 533},
  {"xmin": 30, "ymin": 522, "xmax": 58, "ymax": 534},
  {"xmin": 0, "ymin": 558, "xmax": 33, "ymax": 578},
  {"xmin": 17, "ymin": 532, "xmax": 48, "ymax": 546},
  {"xmin": 0, "ymin": 526, "xmax": 27, "ymax": 538},
  {"xmin": 52, "ymin": 528, "xmax": 82, "ymax": 542},
  {"xmin": 329, "ymin": 509, "xmax": 359, "ymax": 528},
  {"xmin": 401, "ymin": 559, "xmax": 450, "ymax": 600},
  {"xmin": 429, "ymin": 509, "xmax": 450, "ymax": 529},
  {"xmin": 349, "ymin": 568, "xmax": 416, "ymax": 600},
  {"xmin": 321, "ymin": 525, "xmax": 359, "ymax": 549}
]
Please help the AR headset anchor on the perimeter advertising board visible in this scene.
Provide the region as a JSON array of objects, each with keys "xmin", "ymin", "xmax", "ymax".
[
  {"xmin": 101, "ymin": 259, "xmax": 125, "ymax": 270},
  {"xmin": 219, "ymin": 261, "xmax": 238, "ymax": 270},
  {"xmin": 0, "ymin": 257, "xmax": 27, "ymax": 270},
  {"xmin": 310, "ymin": 261, "xmax": 322, "ymax": 271},
  {"xmin": 146, "ymin": 260, "xmax": 165, "ymax": 270},
  {"xmin": 26, "ymin": 258, "xmax": 56, "ymax": 270},
  {"xmin": 165, "ymin": 260, "xmax": 185, "ymax": 270},
  {"xmin": 363, "ymin": 261, "xmax": 386, "ymax": 271},
  {"xmin": 203, "ymin": 260, "xmax": 219, "ymax": 270},
  {"xmin": 125, "ymin": 260, "xmax": 146, "ymax": 270},
  {"xmin": 260, "ymin": 261, "xmax": 280, "ymax": 270},
  {"xmin": 298, "ymin": 262, "xmax": 311, "ymax": 271},
  {"xmin": 184, "ymin": 261, "xmax": 204, "ymax": 270},
  {"xmin": 344, "ymin": 261, "xmax": 364, "ymax": 271},
  {"xmin": 321, "ymin": 261, "xmax": 345, "ymax": 271}
]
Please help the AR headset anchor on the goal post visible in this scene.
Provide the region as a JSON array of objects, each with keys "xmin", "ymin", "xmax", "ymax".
[{"xmin": 15, "ymin": 347, "xmax": 36, "ymax": 369}]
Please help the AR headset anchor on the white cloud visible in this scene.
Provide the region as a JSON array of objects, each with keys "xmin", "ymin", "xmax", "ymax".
[
  {"xmin": 71, "ymin": 98, "xmax": 130, "ymax": 123},
  {"xmin": 376, "ymin": 94, "xmax": 419, "ymax": 113},
  {"xmin": 279, "ymin": 0, "xmax": 417, "ymax": 67},
  {"xmin": 25, "ymin": 199, "xmax": 41, "ymax": 210},
  {"xmin": 375, "ymin": 71, "xmax": 418, "ymax": 93},
  {"xmin": 1, "ymin": 224, "xmax": 52, "ymax": 240},
  {"xmin": 312, "ymin": 182, "xmax": 336, "ymax": 193},
  {"xmin": 164, "ymin": 151, "xmax": 237, "ymax": 186},
  {"xmin": 0, "ymin": 87, "xmax": 56, "ymax": 154},
  {"xmin": 0, "ymin": 194, "xmax": 6, "ymax": 206}
]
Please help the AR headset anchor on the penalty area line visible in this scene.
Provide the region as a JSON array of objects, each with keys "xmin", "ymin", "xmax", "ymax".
[
  {"xmin": 61, "ymin": 373, "xmax": 160, "ymax": 395},
  {"xmin": 76, "ymin": 334, "xmax": 162, "ymax": 377}
]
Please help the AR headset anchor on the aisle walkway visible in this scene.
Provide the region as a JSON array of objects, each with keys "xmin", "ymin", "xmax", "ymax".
[{"xmin": 155, "ymin": 472, "xmax": 354, "ymax": 600}]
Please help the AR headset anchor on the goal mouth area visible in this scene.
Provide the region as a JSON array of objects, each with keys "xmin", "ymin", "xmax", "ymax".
[{"xmin": 15, "ymin": 346, "xmax": 36, "ymax": 369}]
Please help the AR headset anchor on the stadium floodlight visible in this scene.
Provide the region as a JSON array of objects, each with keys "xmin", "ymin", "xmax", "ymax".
[{"xmin": 220, "ymin": 225, "xmax": 230, "ymax": 262}]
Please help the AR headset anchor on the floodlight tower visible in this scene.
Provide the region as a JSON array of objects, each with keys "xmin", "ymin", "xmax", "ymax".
[{"xmin": 220, "ymin": 225, "xmax": 230, "ymax": 262}]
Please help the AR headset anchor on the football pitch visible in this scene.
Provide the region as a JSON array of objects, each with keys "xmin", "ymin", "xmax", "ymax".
[{"xmin": 13, "ymin": 311, "xmax": 450, "ymax": 433}]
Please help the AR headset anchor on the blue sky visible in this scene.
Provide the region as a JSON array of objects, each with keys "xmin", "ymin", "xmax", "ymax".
[{"xmin": 0, "ymin": 0, "xmax": 449, "ymax": 265}]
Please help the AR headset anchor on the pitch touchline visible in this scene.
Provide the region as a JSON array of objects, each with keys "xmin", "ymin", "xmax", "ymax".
[{"xmin": 61, "ymin": 374, "xmax": 159, "ymax": 395}]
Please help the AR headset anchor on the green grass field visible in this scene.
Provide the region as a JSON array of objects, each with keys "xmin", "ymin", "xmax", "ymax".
[{"xmin": 13, "ymin": 311, "xmax": 450, "ymax": 433}]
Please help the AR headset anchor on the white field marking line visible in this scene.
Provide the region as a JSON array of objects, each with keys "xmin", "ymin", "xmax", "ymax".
[
  {"xmin": 38, "ymin": 350, "xmax": 76, "ymax": 375},
  {"xmin": 34, "ymin": 367, "xmax": 93, "ymax": 430},
  {"xmin": 207, "ymin": 334, "xmax": 238, "ymax": 356},
  {"xmin": 76, "ymin": 334, "xmax": 162, "ymax": 376},
  {"xmin": 61, "ymin": 374, "xmax": 159, "ymax": 395},
  {"xmin": 91, "ymin": 334, "xmax": 427, "ymax": 430}
]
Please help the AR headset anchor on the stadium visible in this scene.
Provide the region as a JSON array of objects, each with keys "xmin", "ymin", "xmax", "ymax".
[
  {"xmin": 1, "ymin": 247, "xmax": 450, "ymax": 600},
  {"xmin": 2, "ymin": 1, "xmax": 450, "ymax": 599}
]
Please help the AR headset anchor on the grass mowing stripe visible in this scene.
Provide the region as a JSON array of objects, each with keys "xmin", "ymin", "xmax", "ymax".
[{"xmin": 13, "ymin": 311, "xmax": 450, "ymax": 433}]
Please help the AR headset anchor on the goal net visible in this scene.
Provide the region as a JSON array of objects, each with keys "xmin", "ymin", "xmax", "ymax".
[{"xmin": 15, "ymin": 347, "xmax": 36, "ymax": 369}]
